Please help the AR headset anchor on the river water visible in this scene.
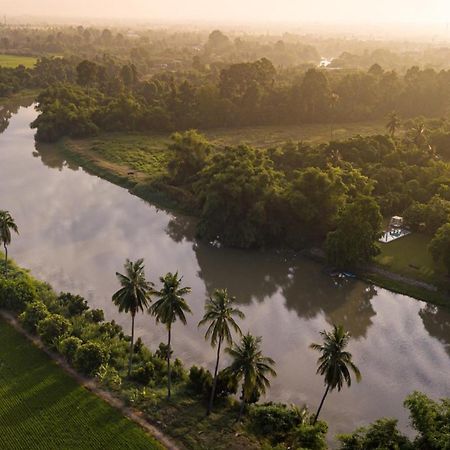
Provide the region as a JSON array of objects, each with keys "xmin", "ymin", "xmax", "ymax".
[{"xmin": 1, "ymin": 103, "xmax": 449, "ymax": 441}]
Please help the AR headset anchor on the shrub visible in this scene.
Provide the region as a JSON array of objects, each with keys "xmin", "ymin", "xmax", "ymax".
[
  {"xmin": 59, "ymin": 336, "xmax": 82, "ymax": 363},
  {"xmin": 74, "ymin": 342, "xmax": 107, "ymax": 375},
  {"xmin": 0, "ymin": 277, "xmax": 36, "ymax": 312},
  {"xmin": 19, "ymin": 300, "xmax": 49, "ymax": 332},
  {"xmin": 130, "ymin": 362, "xmax": 155, "ymax": 385},
  {"xmin": 37, "ymin": 314, "xmax": 71, "ymax": 347},
  {"xmin": 250, "ymin": 403, "xmax": 304, "ymax": 442},
  {"xmin": 188, "ymin": 365, "xmax": 212, "ymax": 395},
  {"xmin": 58, "ymin": 292, "xmax": 89, "ymax": 316},
  {"xmin": 86, "ymin": 308, "xmax": 105, "ymax": 323},
  {"xmin": 290, "ymin": 421, "xmax": 328, "ymax": 450}
]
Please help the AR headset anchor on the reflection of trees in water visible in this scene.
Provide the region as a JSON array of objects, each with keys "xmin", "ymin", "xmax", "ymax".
[
  {"xmin": 0, "ymin": 97, "xmax": 34, "ymax": 134},
  {"xmin": 420, "ymin": 304, "xmax": 450, "ymax": 357},
  {"xmin": 33, "ymin": 143, "xmax": 81, "ymax": 171},
  {"xmin": 281, "ymin": 267, "xmax": 376, "ymax": 339},
  {"xmin": 194, "ymin": 241, "xmax": 377, "ymax": 339},
  {"xmin": 165, "ymin": 214, "xmax": 197, "ymax": 243}
]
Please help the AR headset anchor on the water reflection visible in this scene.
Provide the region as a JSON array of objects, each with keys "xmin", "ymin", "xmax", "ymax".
[{"xmin": 1, "ymin": 104, "xmax": 449, "ymax": 442}]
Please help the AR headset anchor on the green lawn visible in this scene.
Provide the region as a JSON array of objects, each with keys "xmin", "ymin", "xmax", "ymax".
[
  {"xmin": 0, "ymin": 54, "xmax": 37, "ymax": 68},
  {"xmin": 375, "ymin": 232, "xmax": 447, "ymax": 284},
  {"xmin": 0, "ymin": 318, "xmax": 164, "ymax": 450}
]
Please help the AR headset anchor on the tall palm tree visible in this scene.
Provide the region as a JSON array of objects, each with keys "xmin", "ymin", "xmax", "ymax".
[
  {"xmin": 150, "ymin": 272, "xmax": 192, "ymax": 399},
  {"xmin": 198, "ymin": 289, "xmax": 245, "ymax": 415},
  {"xmin": 225, "ymin": 333, "xmax": 276, "ymax": 421},
  {"xmin": 310, "ymin": 324, "xmax": 361, "ymax": 424},
  {"xmin": 386, "ymin": 112, "xmax": 401, "ymax": 137},
  {"xmin": 0, "ymin": 210, "xmax": 19, "ymax": 278},
  {"xmin": 112, "ymin": 259, "xmax": 153, "ymax": 376}
]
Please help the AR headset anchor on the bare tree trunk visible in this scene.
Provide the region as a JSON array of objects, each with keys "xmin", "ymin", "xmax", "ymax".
[
  {"xmin": 313, "ymin": 384, "xmax": 330, "ymax": 424},
  {"xmin": 167, "ymin": 325, "xmax": 172, "ymax": 399},
  {"xmin": 207, "ymin": 336, "xmax": 222, "ymax": 415},
  {"xmin": 128, "ymin": 313, "xmax": 135, "ymax": 376}
]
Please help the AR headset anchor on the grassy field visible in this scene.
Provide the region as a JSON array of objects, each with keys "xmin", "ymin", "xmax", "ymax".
[
  {"xmin": 0, "ymin": 318, "xmax": 164, "ymax": 450},
  {"xmin": 0, "ymin": 54, "xmax": 37, "ymax": 68},
  {"xmin": 375, "ymin": 232, "xmax": 447, "ymax": 284}
]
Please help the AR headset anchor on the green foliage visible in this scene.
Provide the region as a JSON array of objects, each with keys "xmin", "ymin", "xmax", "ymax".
[
  {"xmin": 326, "ymin": 196, "xmax": 382, "ymax": 268},
  {"xmin": 58, "ymin": 292, "xmax": 89, "ymax": 316},
  {"xmin": 74, "ymin": 342, "xmax": 108, "ymax": 375},
  {"xmin": 338, "ymin": 418, "xmax": 412, "ymax": 450},
  {"xmin": 249, "ymin": 403, "xmax": 306, "ymax": 443},
  {"xmin": 290, "ymin": 421, "xmax": 328, "ymax": 450},
  {"xmin": 0, "ymin": 276, "xmax": 37, "ymax": 312},
  {"xmin": 37, "ymin": 314, "xmax": 72, "ymax": 347},
  {"xmin": 58, "ymin": 335, "xmax": 83, "ymax": 363},
  {"xmin": 429, "ymin": 223, "xmax": 450, "ymax": 274},
  {"xmin": 404, "ymin": 391, "xmax": 450, "ymax": 450},
  {"xmin": 196, "ymin": 145, "xmax": 282, "ymax": 248},
  {"xmin": 131, "ymin": 362, "xmax": 156, "ymax": 385},
  {"xmin": 19, "ymin": 299, "xmax": 49, "ymax": 332}
]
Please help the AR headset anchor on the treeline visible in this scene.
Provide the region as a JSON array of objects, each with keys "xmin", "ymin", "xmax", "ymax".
[{"xmin": 31, "ymin": 57, "xmax": 450, "ymax": 141}]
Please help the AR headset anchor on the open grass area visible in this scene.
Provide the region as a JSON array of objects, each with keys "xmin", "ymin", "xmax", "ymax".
[
  {"xmin": 0, "ymin": 54, "xmax": 37, "ymax": 68},
  {"xmin": 375, "ymin": 232, "xmax": 447, "ymax": 284},
  {"xmin": 0, "ymin": 318, "xmax": 164, "ymax": 450}
]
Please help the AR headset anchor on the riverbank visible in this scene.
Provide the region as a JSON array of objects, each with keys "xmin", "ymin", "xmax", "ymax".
[{"xmin": 56, "ymin": 135, "xmax": 450, "ymax": 309}]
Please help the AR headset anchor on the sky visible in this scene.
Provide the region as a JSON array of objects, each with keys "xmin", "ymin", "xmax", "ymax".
[{"xmin": 2, "ymin": 0, "xmax": 450, "ymax": 25}]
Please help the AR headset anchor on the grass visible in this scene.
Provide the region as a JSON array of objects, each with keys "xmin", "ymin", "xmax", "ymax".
[
  {"xmin": 0, "ymin": 318, "xmax": 164, "ymax": 450},
  {"xmin": 375, "ymin": 233, "xmax": 447, "ymax": 284},
  {"xmin": 0, "ymin": 54, "xmax": 37, "ymax": 69}
]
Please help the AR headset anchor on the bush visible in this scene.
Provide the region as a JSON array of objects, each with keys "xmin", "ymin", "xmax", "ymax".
[
  {"xmin": 188, "ymin": 365, "xmax": 212, "ymax": 395},
  {"xmin": 74, "ymin": 342, "xmax": 107, "ymax": 375},
  {"xmin": 337, "ymin": 418, "xmax": 412, "ymax": 449},
  {"xmin": 19, "ymin": 300, "xmax": 49, "ymax": 332},
  {"xmin": 250, "ymin": 403, "xmax": 304, "ymax": 442},
  {"xmin": 0, "ymin": 277, "xmax": 37, "ymax": 312},
  {"xmin": 86, "ymin": 308, "xmax": 105, "ymax": 323},
  {"xmin": 130, "ymin": 362, "xmax": 155, "ymax": 385},
  {"xmin": 291, "ymin": 421, "xmax": 328, "ymax": 450},
  {"xmin": 58, "ymin": 292, "xmax": 89, "ymax": 316},
  {"xmin": 59, "ymin": 336, "xmax": 82, "ymax": 363},
  {"xmin": 37, "ymin": 314, "xmax": 71, "ymax": 347}
]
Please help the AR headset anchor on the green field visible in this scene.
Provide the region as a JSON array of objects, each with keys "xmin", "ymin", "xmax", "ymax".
[
  {"xmin": 0, "ymin": 318, "xmax": 164, "ymax": 450},
  {"xmin": 375, "ymin": 232, "xmax": 447, "ymax": 284},
  {"xmin": 0, "ymin": 54, "xmax": 37, "ymax": 68}
]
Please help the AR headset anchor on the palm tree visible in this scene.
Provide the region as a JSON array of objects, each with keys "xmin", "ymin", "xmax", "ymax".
[
  {"xmin": 112, "ymin": 259, "xmax": 153, "ymax": 376},
  {"xmin": 150, "ymin": 272, "xmax": 192, "ymax": 399},
  {"xmin": 411, "ymin": 121, "xmax": 426, "ymax": 146},
  {"xmin": 0, "ymin": 210, "xmax": 19, "ymax": 278},
  {"xmin": 386, "ymin": 112, "xmax": 401, "ymax": 137},
  {"xmin": 310, "ymin": 324, "xmax": 361, "ymax": 424},
  {"xmin": 225, "ymin": 333, "xmax": 276, "ymax": 421},
  {"xmin": 198, "ymin": 289, "xmax": 245, "ymax": 415}
]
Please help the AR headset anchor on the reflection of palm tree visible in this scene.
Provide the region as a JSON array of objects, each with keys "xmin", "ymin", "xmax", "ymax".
[
  {"xmin": 199, "ymin": 289, "xmax": 244, "ymax": 415},
  {"xmin": 386, "ymin": 112, "xmax": 401, "ymax": 137},
  {"xmin": 310, "ymin": 324, "xmax": 361, "ymax": 424},
  {"xmin": 225, "ymin": 333, "xmax": 276, "ymax": 421}
]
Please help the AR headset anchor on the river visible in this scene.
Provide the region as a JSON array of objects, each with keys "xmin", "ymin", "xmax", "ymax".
[{"xmin": 1, "ymin": 102, "xmax": 449, "ymax": 442}]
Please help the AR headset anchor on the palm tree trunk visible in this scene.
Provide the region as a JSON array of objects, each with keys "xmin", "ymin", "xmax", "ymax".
[
  {"xmin": 128, "ymin": 313, "xmax": 135, "ymax": 376},
  {"xmin": 167, "ymin": 325, "xmax": 172, "ymax": 399},
  {"xmin": 238, "ymin": 387, "xmax": 246, "ymax": 422},
  {"xmin": 4, "ymin": 243, "xmax": 8, "ymax": 278},
  {"xmin": 207, "ymin": 336, "xmax": 222, "ymax": 415},
  {"xmin": 313, "ymin": 384, "xmax": 330, "ymax": 424}
]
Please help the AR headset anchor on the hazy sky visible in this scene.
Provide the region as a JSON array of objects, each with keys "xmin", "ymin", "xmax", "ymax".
[{"xmin": 2, "ymin": 0, "xmax": 450, "ymax": 24}]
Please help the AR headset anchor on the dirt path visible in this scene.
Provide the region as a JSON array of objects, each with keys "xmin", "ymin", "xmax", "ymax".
[{"xmin": 0, "ymin": 310, "xmax": 183, "ymax": 450}]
